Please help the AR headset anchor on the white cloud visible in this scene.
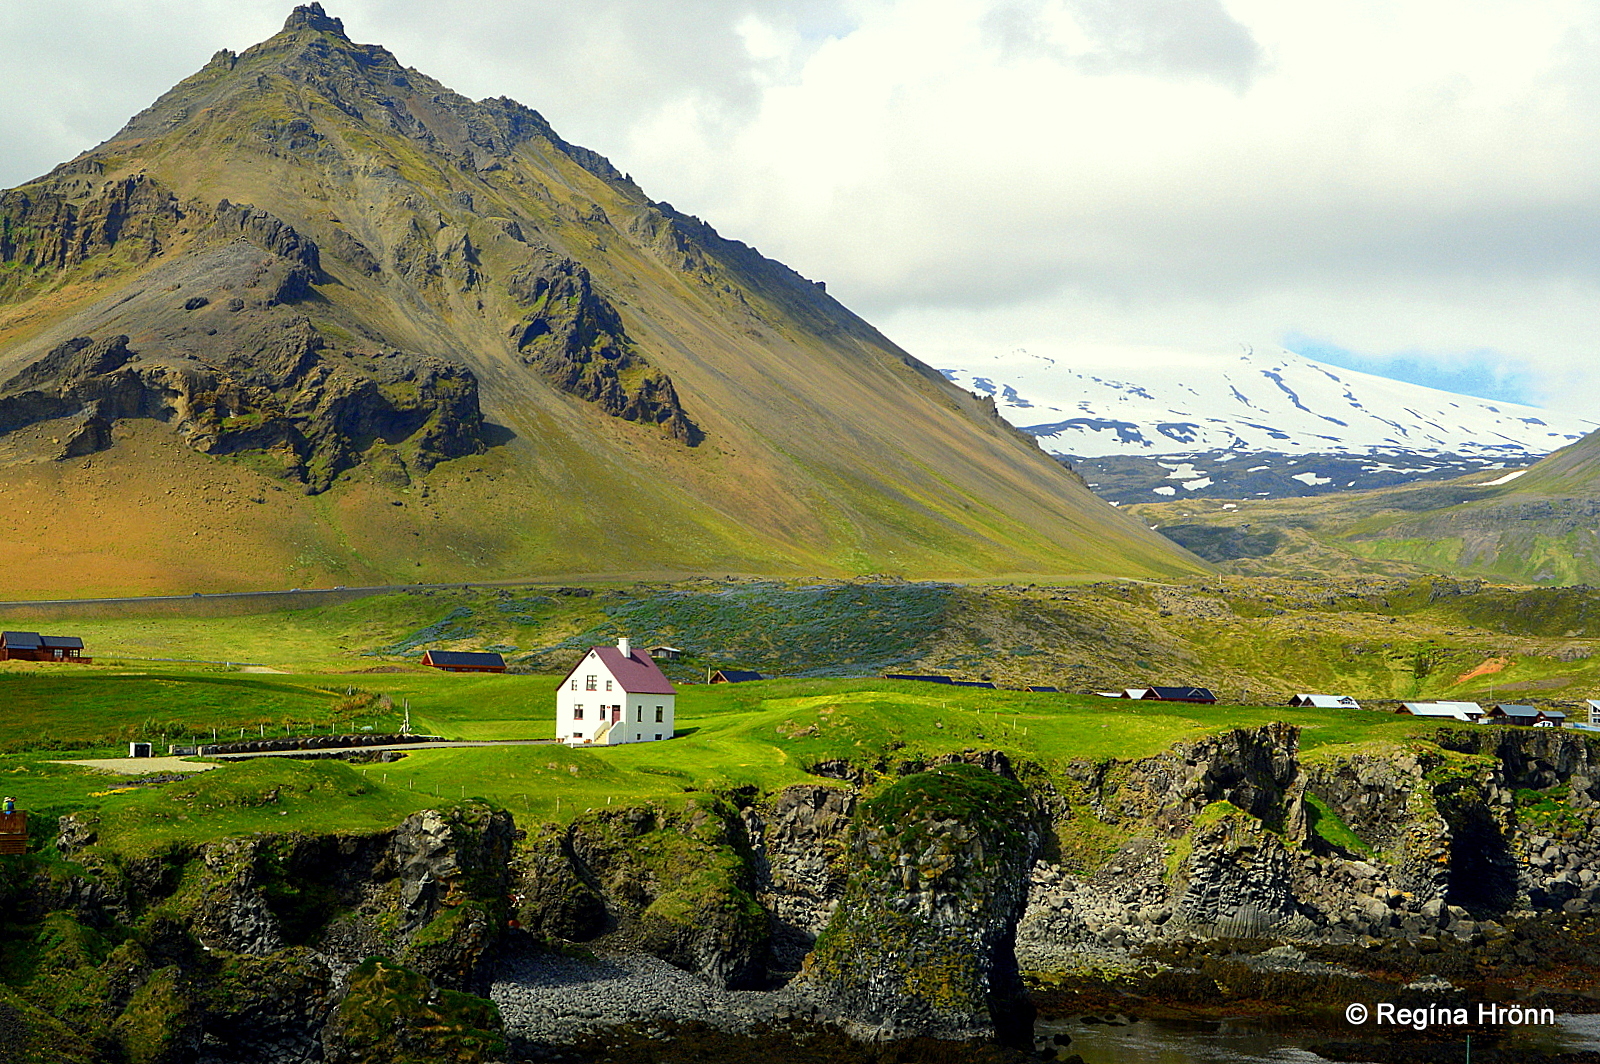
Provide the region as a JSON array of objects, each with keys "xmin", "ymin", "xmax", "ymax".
[{"xmin": 3, "ymin": 0, "xmax": 1600, "ymax": 415}]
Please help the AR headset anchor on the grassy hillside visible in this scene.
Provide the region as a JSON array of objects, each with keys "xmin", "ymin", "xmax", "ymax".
[
  {"xmin": 0, "ymin": 10, "xmax": 1201, "ymax": 595},
  {"xmin": 1136, "ymin": 432, "xmax": 1600, "ymax": 586},
  {"xmin": 0, "ymin": 672, "xmax": 1451, "ymax": 859},
  {"xmin": 8, "ymin": 574, "xmax": 1600, "ymax": 710}
]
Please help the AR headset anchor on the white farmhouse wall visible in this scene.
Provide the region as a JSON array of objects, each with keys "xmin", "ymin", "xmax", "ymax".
[{"xmin": 555, "ymin": 646, "xmax": 677, "ymax": 745}]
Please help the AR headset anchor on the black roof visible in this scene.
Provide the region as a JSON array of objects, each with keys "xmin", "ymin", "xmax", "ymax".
[
  {"xmin": 1145, "ymin": 686, "xmax": 1217, "ymax": 702},
  {"xmin": 40, "ymin": 636, "xmax": 84, "ymax": 650},
  {"xmin": 951, "ymin": 680, "xmax": 997, "ymax": 689},
  {"xmin": 424, "ymin": 650, "xmax": 505, "ymax": 667},
  {"xmin": 713, "ymin": 669, "xmax": 764, "ymax": 683},
  {"xmin": 1026, "ymin": 685, "xmax": 1061, "ymax": 693},
  {"xmin": 884, "ymin": 674, "xmax": 952, "ymax": 684},
  {"xmin": 1493, "ymin": 704, "xmax": 1538, "ymax": 716},
  {"xmin": 1, "ymin": 632, "xmax": 43, "ymax": 649}
]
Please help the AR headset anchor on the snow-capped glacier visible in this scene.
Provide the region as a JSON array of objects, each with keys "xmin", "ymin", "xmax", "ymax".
[{"xmin": 940, "ymin": 346, "xmax": 1594, "ymax": 459}]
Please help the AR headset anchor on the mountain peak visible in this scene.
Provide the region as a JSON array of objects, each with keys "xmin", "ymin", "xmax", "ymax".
[{"xmin": 283, "ymin": 3, "xmax": 346, "ymax": 37}]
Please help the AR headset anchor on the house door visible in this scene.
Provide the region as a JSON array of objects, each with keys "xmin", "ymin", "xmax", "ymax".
[{"xmin": 611, "ymin": 706, "xmax": 622, "ymax": 723}]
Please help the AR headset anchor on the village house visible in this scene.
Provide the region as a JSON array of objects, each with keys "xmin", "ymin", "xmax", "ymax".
[
  {"xmin": 421, "ymin": 650, "xmax": 506, "ymax": 673},
  {"xmin": 646, "ymin": 645, "xmax": 683, "ymax": 661},
  {"xmin": 0, "ymin": 631, "xmax": 90, "ymax": 663},
  {"xmin": 1122, "ymin": 686, "xmax": 1217, "ymax": 704},
  {"xmin": 1290, "ymin": 693, "xmax": 1361, "ymax": 709},
  {"xmin": 1398, "ymin": 701, "xmax": 1484, "ymax": 723},
  {"xmin": 1487, "ymin": 704, "xmax": 1567, "ymax": 727},
  {"xmin": 557, "ymin": 637, "xmax": 676, "ymax": 745},
  {"xmin": 711, "ymin": 669, "xmax": 764, "ymax": 684}
]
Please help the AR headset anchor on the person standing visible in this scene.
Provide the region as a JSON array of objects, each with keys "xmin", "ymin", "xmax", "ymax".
[{"xmin": 2, "ymin": 796, "xmax": 13, "ymax": 815}]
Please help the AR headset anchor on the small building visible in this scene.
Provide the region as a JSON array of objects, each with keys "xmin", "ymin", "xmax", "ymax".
[
  {"xmin": 647, "ymin": 645, "xmax": 683, "ymax": 661},
  {"xmin": 421, "ymin": 650, "xmax": 506, "ymax": 674},
  {"xmin": 1119, "ymin": 688, "xmax": 1151, "ymax": 699},
  {"xmin": 885, "ymin": 674, "xmax": 953, "ymax": 684},
  {"xmin": 711, "ymin": 669, "xmax": 764, "ymax": 684},
  {"xmin": 1136, "ymin": 686, "xmax": 1217, "ymax": 704},
  {"xmin": 1487, "ymin": 704, "xmax": 1540, "ymax": 726},
  {"xmin": 0, "ymin": 631, "xmax": 90, "ymax": 663},
  {"xmin": 1026, "ymin": 685, "xmax": 1061, "ymax": 693},
  {"xmin": 557, "ymin": 637, "xmax": 676, "ymax": 745},
  {"xmin": 1290, "ymin": 693, "xmax": 1361, "ymax": 710},
  {"xmin": 1587, "ymin": 699, "xmax": 1600, "ymax": 726},
  {"xmin": 1398, "ymin": 701, "xmax": 1484, "ymax": 723},
  {"xmin": 951, "ymin": 680, "xmax": 997, "ymax": 689}
]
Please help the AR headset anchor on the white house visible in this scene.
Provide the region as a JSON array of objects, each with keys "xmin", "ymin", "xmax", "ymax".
[{"xmin": 556, "ymin": 637, "xmax": 677, "ymax": 745}]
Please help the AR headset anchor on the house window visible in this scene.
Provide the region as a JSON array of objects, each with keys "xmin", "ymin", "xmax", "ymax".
[
  {"xmin": 636, "ymin": 706, "xmax": 643, "ymax": 722},
  {"xmin": 606, "ymin": 679, "xmax": 613, "ymax": 692},
  {"xmin": 635, "ymin": 733, "xmax": 641, "ymax": 741},
  {"xmin": 654, "ymin": 733, "xmax": 662, "ymax": 741},
  {"xmin": 573, "ymin": 731, "xmax": 583, "ymax": 739},
  {"xmin": 585, "ymin": 675, "xmax": 597, "ymax": 691},
  {"xmin": 570, "ymin": 679, "xmax": 578, "ymax": 690},
  {"xmin": 574, "ymin": 706, "xmax": 584, "ymax": 720},
  {"xmin": 655, "ymin": 707, "xmax": 663, "ymax": 722}
]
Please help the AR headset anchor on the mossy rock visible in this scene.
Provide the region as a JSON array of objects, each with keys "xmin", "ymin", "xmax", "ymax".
[
  {"xmin": 0, "ymin": 984, "xmax": 98, "ymax": 1064},
  {"xmin": 323, "ymin": 957, "xmax": 504, "ymax": 1064}
]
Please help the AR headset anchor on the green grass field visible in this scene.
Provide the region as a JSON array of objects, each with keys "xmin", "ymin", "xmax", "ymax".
[{"xmin": 0, "ymin": 669, "xmax": 1449, "ymax": 858}]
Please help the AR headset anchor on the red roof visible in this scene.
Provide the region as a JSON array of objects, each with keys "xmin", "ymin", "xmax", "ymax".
[{"xmin": 558, "ymin": 646, "xmax": 677, "ymax": 695}]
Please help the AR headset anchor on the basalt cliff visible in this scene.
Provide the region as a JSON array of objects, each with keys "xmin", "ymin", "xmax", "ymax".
[
  {"xmin": 0, "ymin": 4, "xmax": 1199, "ymax": 594},
  {"xmin": 5, "ymin": 726, "xmax": 1600, "ymax": 1062}
]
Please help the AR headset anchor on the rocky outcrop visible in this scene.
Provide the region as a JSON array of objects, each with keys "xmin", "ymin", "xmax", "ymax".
[
  {"xmin": 0, "ymin": 174, "xmax": 182, "ymax": 287},
  {"xmin": 8, "ymin": 797, "xmax": 516, "ymax": 1063},
  {"xmin": 792, "ymin": 763, "xmax": 1040, "ymax": 1048},
  {"xmin": 506, "ymin": 249, "xmax": 702, "ymax": 445},
  {"xmin": 742, "ymin": 783, "xmax": 856, "ymax": 972},
  {"xmin": 512, "ymin": 797, "xmax": 769, "ymax": 989}
]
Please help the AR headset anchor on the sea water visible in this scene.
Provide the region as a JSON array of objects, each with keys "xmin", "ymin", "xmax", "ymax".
[{"xmin": 1036, "ymin": 1012, "xmax": 1600, "ymax": 1063}]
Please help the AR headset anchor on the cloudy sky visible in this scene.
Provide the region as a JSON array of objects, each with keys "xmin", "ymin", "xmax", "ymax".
[{"xmin": 4, "ymin": 0, "xmax": 1599, "ymax": 413}]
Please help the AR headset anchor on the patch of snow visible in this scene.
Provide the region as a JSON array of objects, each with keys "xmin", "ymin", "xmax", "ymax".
[
  {"xmin": 1153, "ymin": 486, "xmax": 1177, "ymax": 496},
  {"xmin": 1482, "ymin": 469, "xmax": 1530, "ymax": 486},
  {"xmin": 939, "ymin": 345, "xmax": 1595, "ymax": 460},
  {"xmin": 1180, "ymin": 477, "xmax": 1214, "ymax": 490},
  {"xmin": 1291, "ymin": 472, "xmax": 1333, "ymax": 486}
]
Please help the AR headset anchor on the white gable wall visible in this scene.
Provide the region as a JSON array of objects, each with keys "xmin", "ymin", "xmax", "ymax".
[{"xmin": 555, "ymin": 650, "xmax": 677, "ymax": 745}]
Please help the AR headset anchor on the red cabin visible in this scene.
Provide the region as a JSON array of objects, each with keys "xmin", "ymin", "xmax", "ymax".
[{"xmin": 0, "ymin": 631, "xmax": 90, "ymax": 663}]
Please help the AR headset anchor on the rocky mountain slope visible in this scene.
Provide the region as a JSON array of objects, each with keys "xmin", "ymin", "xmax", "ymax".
[{"xmin": 0, "ymin": 5, "xmax": 1200, "ymax": 595}]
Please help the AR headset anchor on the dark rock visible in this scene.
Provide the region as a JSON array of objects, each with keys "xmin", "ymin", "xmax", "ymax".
[
  {"xmin": 794, "ymin": 762, "xmax": 1040, "ymax": 1047},
  {"xmin": 507, "ymin": 249, "xmax": 702, "ymax": 445}
]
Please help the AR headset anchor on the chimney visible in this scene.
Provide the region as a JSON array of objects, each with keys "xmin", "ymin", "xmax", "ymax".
[{"xmin": 618, "ymin": 637, "xmax": 631, "ymax": 659}]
